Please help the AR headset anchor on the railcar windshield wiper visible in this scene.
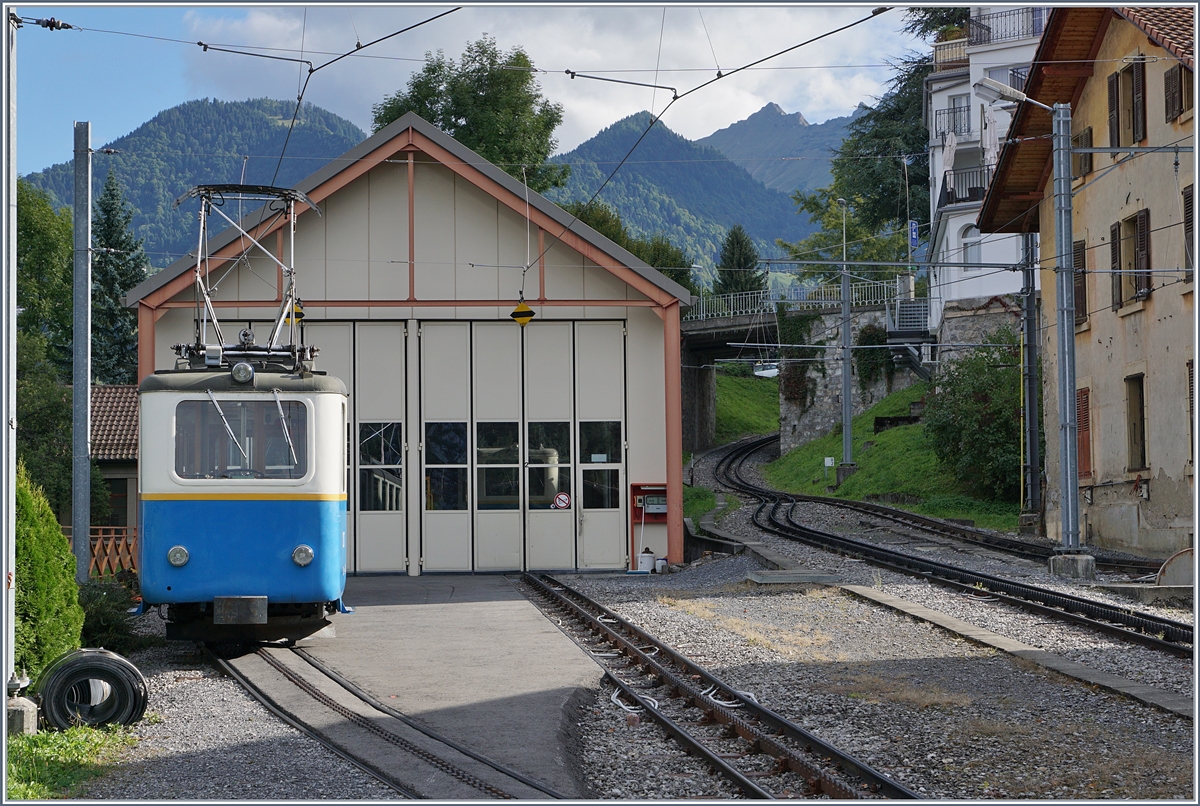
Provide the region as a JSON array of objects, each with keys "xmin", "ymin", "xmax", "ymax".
[
  {"xmin": 273, "ymin": 389, "xmax": 298, "ymax": 465},
  {"xmin": 206, "ymin": 389, "xmax": 249, "ymax": 462}
]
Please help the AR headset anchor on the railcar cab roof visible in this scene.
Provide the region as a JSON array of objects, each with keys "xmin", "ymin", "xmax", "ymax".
[{"xmin": 139, "ymin": 368, "xmax": 348, "ymax": 396}]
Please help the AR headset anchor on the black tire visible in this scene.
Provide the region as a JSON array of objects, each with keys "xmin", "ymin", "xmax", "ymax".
[{"xmin": 35, "ymin": 648, "xmax": 149, "ymax": 730}]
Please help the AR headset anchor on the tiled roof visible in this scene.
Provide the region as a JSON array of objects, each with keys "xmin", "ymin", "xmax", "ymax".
[
  {"xmin": 1119, "ymin": 7, "xmax": 1195, "ymax": 69},
  {"xmin": 91, "ymin": 385, "xmax": 138, "ymax": 461}
]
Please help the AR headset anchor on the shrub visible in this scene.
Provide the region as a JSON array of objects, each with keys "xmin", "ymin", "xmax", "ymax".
[
  {"xmin": 79, "ymin": 581, "xmax": 160, "ymax": 656},
  {"xmin": 15, "ymin": 462, "xmax": 84, "ymax": 681}
]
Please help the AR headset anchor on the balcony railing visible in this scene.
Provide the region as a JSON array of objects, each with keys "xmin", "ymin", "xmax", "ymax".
[
  {"xmin": 932, "ymin": 38, "xmax": 967, "ymax": 72},
  {"xmin": 935, "ymin": 107, "xmax": 972, "ymax": 137},
  {"xmin": 886, "ymin": 298, "xmax": 930, "ymax": 333},
  {"xmin": 937, "ymin": 165, "xmax": 994, "ymax": 209},
  {"xmin": 968, "ymin": 8, "xmax": 1049, "ymax": 46}
]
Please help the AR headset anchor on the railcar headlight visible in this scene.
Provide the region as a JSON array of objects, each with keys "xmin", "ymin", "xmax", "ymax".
[
  {"xmin": 292, "ymin": 545, "xmax": 314, "ymax": 567},
  {"xmin": 231, "ymin": 361, "xmax": 254, "ymax": 384},
  {"xmin": 167, "ymin": 545, "xmax": 189, "ymax": 567}
]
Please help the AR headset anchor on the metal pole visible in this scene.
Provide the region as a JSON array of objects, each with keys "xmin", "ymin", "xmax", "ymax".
[
  {"xmin": 1021, "ymin": 232, "xmax": 1041, "ymax": 513},
  {"xmin": 71, "ymin": 121, "xmax": 91, "ymax": 584},
  {"xmin": 838, "ymin": 198, "xmax": 852, "ymax": 466},
  {"xmin": 4, "ymin": 10, "xmax": 19, "ymax": 686},
  {"xmin": 1052, "ymin": 103, "xmax": 1079, "ymax": 550}
]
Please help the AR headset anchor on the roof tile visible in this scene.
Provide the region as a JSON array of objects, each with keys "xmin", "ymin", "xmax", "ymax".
[
  {"xmin": 91, "ymin": 385, "xmax": 138, "ymax": 461},
  {"xmin": 1119, "ymin": 7, "xmax": 1195, "ymax": 69}
]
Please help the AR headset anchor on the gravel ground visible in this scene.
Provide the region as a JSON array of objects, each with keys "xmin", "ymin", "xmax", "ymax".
[
  {"xmin": 565, "ymin": 552, "xmax": 1193, "ymax": 800},
  {"xmin": 71, "ymin": 439, "xmax": 1193, "ymax": 800},
  {"xmin": 76, "ymin": 618, "xmax": 397, "ymax": 800}
]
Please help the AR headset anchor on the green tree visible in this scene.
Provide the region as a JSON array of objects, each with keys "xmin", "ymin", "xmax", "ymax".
[
  {"xmin": 776, "ymin": 189, "xmax": 908, "ymax": 284},
  {"xmin": 373, "ymin": 36, "xmax": 569, "ymax": 193},
  {"xmin": 91, "ymin": 173, "xmax": 147, "ymax": 385},
  {"xmin": 16, "ymin": 331, "xmax": 110, "ymax": 523},
  {"xmin": 16, "ymin": 179, "xmax": 73, "ymax": 376},
  {"xmin": 562, "ymin": 199, "xmax": 696, "ymax": 295},
  {"xmin": 15, "ymin": 462, "xmax": 85, "ymax": 680},
  {"xmin": 923, "ymin": 327, "xmax": 1028, "ymax": 501},
  {"xmin": 713, "ymin": 224, "xmax": 764, "ymax": 295}
]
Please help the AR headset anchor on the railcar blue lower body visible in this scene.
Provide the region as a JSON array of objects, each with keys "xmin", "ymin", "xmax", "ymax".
[{"xmin": 139, "ymin": 497, "xmax": 346, "ymax": 605}]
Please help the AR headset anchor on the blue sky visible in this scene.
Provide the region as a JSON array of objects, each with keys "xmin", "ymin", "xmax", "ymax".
[{"xmin": 11, "ymin": 3, "xmax": 924, "ymax": 176}]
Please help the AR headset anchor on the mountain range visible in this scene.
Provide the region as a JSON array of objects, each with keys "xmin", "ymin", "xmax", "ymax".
[{"xmin": 22, "ymin": 99, "xmax": 853, "ymax": 272}]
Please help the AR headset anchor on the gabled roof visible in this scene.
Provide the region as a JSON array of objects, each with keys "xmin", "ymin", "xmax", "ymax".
[
  {"xmin": 91, "ymin": 385, "xmax": 138, "ymax": 461},
  {"xmin": 1121, "ymin": 6, "xmax": 1195, "ymax": 69},
  {"xmin": 125, "ymin": 112, "xmax": 692, "ymax": 308},
  {"xmin": 978, "ymin": 6, "xmax": 1195, "ymax": 233}
]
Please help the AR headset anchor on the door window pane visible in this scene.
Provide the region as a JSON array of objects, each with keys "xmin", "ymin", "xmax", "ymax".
[
  {"xmin": 360, "ymin": 467, "xmax": 403, "ymax": 511},
  {"xmin": 528, "ymin": 422, "xmax": 570, "ymax": 465},
  {"xmin": 426, "ymin": 468, "xmax": 468, "ymax": 510},
  {"xmin": 360, "ymin": 422, "xmax": 403, "ymax": 465},
  {"xmin": 580, "ymin": 421, "xmax": 621, "ymax": 464},
  {"xmin": 477, "ymin": 422, "xmax": 519, "ymax": 465},
  {"xmin": 529, "ymin": 467, "xmax": 571, "ymax": 509},
  {"xmin": 425, "ymin": 422, "xmax": 468, "ymax": 465},
  {"xmin": 477, "ymin": 467, "xmax": 519, "ymax": 510},
  {"xmin": 582, "ymin": 469, "xmax": 620, "ymax": 509}
]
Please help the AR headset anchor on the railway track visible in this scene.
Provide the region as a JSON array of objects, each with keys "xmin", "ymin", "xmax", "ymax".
[
  {"xmin": 521, "ymin": 572, "xmax": 920, "ymax": 800},
  {"xmin": 713, "ymin": 436, "xmax": 1193, "ymax": 657},
  {"xmin": 206, "ymin": 644, "xmax": 565, "ymax": 799}
]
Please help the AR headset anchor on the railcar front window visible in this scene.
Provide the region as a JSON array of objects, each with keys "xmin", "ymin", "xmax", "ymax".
[{"xmin": 175, "ymin": 400, "xmax": 307, "ymax": 479}]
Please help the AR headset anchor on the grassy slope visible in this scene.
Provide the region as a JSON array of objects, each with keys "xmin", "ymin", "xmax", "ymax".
[
  {"xmin": 763, "ymin": 383, "xmax": 1019, "ymax": 531},
  {"xmin": 714, "ymin": 374, "xmax": 780, "ymax": 444}
]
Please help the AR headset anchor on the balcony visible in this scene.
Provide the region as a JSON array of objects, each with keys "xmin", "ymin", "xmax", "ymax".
[
  {"xmin": 933, "ymin": 38, "xmax": 967, "ymax": 72},
  {"xmin": 968, "ymin": 8, "xmax": 1049, "ymax": 46},
  {"xmin": 934, "ymin": 107, "xmax": 971, "ymax": 137},
  {"xmin": 937, "ymin": 165, "xmax": 994, "ymax": 210}
]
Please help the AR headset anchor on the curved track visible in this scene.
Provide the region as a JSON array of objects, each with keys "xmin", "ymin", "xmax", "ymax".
[
  {"xmin": 522, "ymin": 573, "xmax": 919, "ymax": 800},
  {"xmin": 206, "ymin": 644, "xmax": 565, "ymax": 799},
  {"xmin": 713, "ymin": 436, "xmax": 1193, "ymax": 657}
]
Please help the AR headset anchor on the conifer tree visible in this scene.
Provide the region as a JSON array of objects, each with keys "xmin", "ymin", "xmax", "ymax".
[
  {"xmin": 91, "ymin": 173, "xmax": 146, "ymax": 385},
  {"xmin": 713, "ymin": 224, "xmax": 765, "ymax": 294}
]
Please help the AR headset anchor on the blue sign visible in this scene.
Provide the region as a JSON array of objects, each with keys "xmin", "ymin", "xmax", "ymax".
[{"xmin": 908, "ymin": 220, "xmax": 919, "ymax": 249}]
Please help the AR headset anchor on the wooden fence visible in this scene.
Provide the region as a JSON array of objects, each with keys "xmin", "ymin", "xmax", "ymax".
[{"xmin": 62, "ymin": 525, "xmax": 138, "ymax": 578}]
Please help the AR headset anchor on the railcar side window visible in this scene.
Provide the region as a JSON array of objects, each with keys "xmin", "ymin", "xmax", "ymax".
[{"xmin": 175, "ymin": 399, "xmax": 307, "ymax": 480}]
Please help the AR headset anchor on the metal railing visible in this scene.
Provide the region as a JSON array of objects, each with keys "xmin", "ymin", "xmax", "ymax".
[
  {"xmin": 933, "ymin": 38, "xmax": 967, "ymax": 72},
  {"xmin": 886, "ymin": 298, "xmax": 930, "ymax": 333},
  {"xmin": 937, "ymin": 165, "xmax": 994, "ymax": 209},
  {"xmin": 968, "ymin": 8, "xmax": 1048, "ymax": 46},
  {"xmin": 935, "ymin": 107, "xmax": 972, "ymax": 137},
  {"xmin": 683, "ymin": 280, "xmax": 901, "ymax": 323}
]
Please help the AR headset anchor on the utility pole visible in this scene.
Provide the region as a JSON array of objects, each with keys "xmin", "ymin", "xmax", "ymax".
[
  {"xmin": 3, "ymin": 9, "xmax": 19, "ymax": 688},
  {"xmin": 72, "ymin": 121, "xmax": 91, "ymax": 585},
  {"xmin": 837, "ymin": 197, "xmax": 855, "ymax": 482},
  {"xmin": 1021, "ymin": 232, "xmax": 1041, "ymax": 523}
]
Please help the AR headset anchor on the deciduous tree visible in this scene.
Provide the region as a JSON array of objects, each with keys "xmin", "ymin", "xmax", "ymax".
[
  {"xmin": 776, "ymin": 189, "xmax": 908, "ymax": 284},
  {"xmin": 373, "ymin": 36, "xmax": 569, "ymax": 193},
  {"xmin": 16, "ymin": 179, "xmax": 73, "ymax": 376}
]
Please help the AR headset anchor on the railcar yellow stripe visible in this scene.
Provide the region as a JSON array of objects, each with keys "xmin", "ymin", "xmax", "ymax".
[{"xmin": 141, "ymin": 492, "xmax": 346, "ymax": 501}]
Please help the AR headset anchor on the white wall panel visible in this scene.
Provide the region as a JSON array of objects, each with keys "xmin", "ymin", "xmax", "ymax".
[
  {"xmin": 543, "ymin": 240, "xmax": 584, "ymax": 318},
  {"xmin": 356, "ymin": 323, "xmax": 405, "ymax": 420},
  {"xmin": 455, "ymin": 178, "xmax": 500, "ymax": 319},
  {"xmin": 575, "ymin": 321, "xmax": 624, "ymax": 421},
  {"xmin": 524, "ymin": 321, "xmax": 573, "ymax": 421},
  {"xmin": 293, "ymin": 201, "xmax": 327, "ymax": 318},
  {"xmin": 413, "ymin": 161, "xmax": 455, "ymax": 317},
  {"xmin": 368, "ymin": 162, "xmax": 410, "ymax": 303},
  {"xmin": 325, "ymin": 175, "xmax": 370, "ymax": 320},
  {"xmin": 421, "ymin": 322, "xmax": 470, "ymax": 421}
]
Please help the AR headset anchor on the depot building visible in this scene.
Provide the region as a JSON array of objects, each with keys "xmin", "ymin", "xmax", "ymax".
[{"xmin": 125, "ymin": 113, "xmax": 691, "ymax": 576}]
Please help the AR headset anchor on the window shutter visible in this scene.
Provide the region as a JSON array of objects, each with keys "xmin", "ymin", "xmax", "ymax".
[
  {"xmin": 1135, "ymin": 207, "xmax": 1151, "ymax": 294},
  {"xmin": 1080, "ymin": 128, "xmax": 1092, "ymax": 175},
  {"xmin": 1189, "ymin": 360, "xmax": 1194, "ymax": 465},
  {"xmin": 1108, "ymin": 72, "xmax": 1120, "ymax": 147},
  {"xmin": 1110, "ymin": 222, "xmax": 1122, "ymax": 310},
  {"xmin": 1132, "ymin": 58, "xmax": 1147, "ymax": 143},
  {"xmin": 1073, "ymin": 240, "xmax": 1088, "ymax": 324},
  {"xmin": 1076, "ymin": 388, "xmax": 1092, "ymax": 477},
  {"xmin": 1165, "ymin": 64, "xmax": 1181, "ymax": 123},
  {"xmin": 1184, "ymin": 184, "xmax": 1193, "ymax": 278}
]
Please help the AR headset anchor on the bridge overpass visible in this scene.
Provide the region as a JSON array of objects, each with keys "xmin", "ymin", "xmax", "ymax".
[{"xmin": 680, "ymin": 283, "xmax": 933, "ymax": 453}]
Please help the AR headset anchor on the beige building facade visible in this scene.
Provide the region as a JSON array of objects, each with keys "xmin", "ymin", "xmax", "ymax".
[
  {"xmin": 980, "ymin": 7, "xmax": 1194, "ymax": 557},
  {"xmin": 127, "ymin": 113, "xmax": 692, "ymax": 575}
]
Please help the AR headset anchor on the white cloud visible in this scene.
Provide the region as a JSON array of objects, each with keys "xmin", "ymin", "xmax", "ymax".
[{"xmin": 178, "ymin": 5, "xmax": 923, "ymax": 149}]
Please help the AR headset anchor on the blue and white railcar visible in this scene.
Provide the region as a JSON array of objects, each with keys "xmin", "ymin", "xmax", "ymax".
[{"xmin": 138, "ymin": 367, "xmax": 348, "ymax": 640}]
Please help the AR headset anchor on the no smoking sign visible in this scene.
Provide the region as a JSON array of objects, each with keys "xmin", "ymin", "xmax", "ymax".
[{"xmin": 552, "ymin": 492, "xmax": 571, "ymax": 509}]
